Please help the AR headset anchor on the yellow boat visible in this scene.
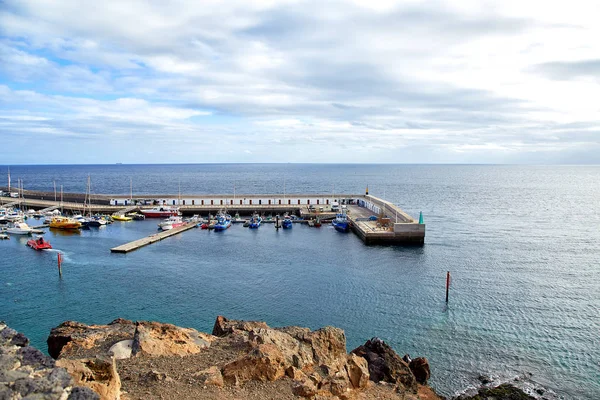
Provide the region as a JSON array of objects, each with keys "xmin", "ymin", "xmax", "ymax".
[
  {"xmin": 112, "ymin": 214, "xmax": 132, "ymax": 221},
  {"xmin": 49, "ymin": 216, "xmax": 82, "ymax": 230}
]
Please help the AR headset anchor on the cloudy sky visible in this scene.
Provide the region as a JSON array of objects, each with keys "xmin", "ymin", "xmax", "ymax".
[{"xmin": 1, "ymin": 0, "xmax": 599, "ymax": 164}]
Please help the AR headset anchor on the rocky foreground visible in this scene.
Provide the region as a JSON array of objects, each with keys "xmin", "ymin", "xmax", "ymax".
[{"xmin": 1, "ymin": 317, "xmax": 536, "ymax": 400}]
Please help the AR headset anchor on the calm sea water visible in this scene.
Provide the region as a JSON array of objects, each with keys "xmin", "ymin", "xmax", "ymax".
[{"xmin": 1, "ymin": 164, "xmax": 599, "ymax": 399}]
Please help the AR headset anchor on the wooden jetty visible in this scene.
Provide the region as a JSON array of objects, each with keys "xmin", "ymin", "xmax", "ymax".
[{"xmin": 110, "ymin": 223, "xmax": 197, "ymax": 253}]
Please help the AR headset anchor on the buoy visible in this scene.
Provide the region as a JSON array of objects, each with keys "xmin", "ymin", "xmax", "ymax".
[{"xmin": 419, "ymin": 211, "xmax": 423, "ymax": 224}]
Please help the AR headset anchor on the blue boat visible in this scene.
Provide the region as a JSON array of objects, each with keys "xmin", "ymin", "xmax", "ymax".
[
  {"xmin": 282, "ymin": 215, "xmax": 293, "ymax": 229},
  {"xmin": 332, "ymin": 213, "xmax": 350, "ymax": 233},
  {"xmin": 248, "ymin": 214, "xmax": 262, "ymax": 229},
  {"xmin": 213, "ymin": 212, "xmax": 232, "ymax": 231}
]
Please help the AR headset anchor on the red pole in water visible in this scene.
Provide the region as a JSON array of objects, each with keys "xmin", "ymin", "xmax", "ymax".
[
  {"xmin": 58, "ymin": 253, "xmax": 62, "ymax": 277},
  {"xmin": 445, "ymin": 271, "xmax": 451, "ymax": 303}
]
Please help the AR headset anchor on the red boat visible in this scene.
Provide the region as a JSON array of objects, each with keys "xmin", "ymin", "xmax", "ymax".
[
  {"xmin": 27, "ymin": 237, "xmax": 52, "ymax": 250},
  {"xmin": 140, "ymin": 206, "xmax": 180, "ymax": 218}
]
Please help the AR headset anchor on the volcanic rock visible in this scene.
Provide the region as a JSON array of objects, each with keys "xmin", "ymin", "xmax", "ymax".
[
  {"xmin": 409, "ymin": 357, "xmax": 431, "ymax": 384},
  {"xmin": 351, "ymin": 337, "xmax": 417, "ymax": 390}
]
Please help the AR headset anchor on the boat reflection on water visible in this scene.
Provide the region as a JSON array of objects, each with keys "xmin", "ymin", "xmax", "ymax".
[{"xmin": 49, "ymin": 228, "xmax": 81, "ymax": 236}]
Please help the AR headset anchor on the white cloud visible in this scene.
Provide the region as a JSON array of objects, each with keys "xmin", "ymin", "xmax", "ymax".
[{"xmin": 0, "ymin": 0, "xmax": 599, "ymax": 163}]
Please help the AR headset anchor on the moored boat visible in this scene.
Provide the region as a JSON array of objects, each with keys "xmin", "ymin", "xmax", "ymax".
[
  {"xmin": 213, "ymin": 213, "xmax": 232, "ymax": 231},
  {"xmin": 140, "ymin": 206, "xmax": 179, "ymax": 218},
  {"xmin": 112, "ymin": 214, "xmax": 132, "ymax": 222},
  {"xmin": 27, "ymin": 236, "xmax": 52, "ymax": 250},
  {"xmin": 127, "ymin": 212, "xmax": 145, "ymax": 220},
  {"xmin": 282, "ymin": 215, "xmax": 293, "ymax": 229},
  {"xmin": 332, "ymin": 213, "xmax": 350, "ymax": 233},
  {"xmin": 158, "ymin": 215, "xmax": 184, "ymax": 231},
  {"xmin": 88, "ymin": 216, "xmax": 108, "ymax": 227},
  {"xmin": 49, "ymin": 216, "xmax": 82, "ymax": 230},
  {"xmin": 6, "ymin": 222, "xmax": 33, "ymax": 235},
  {"xmin": 248, "ymin": 213, "xmax": 262, "ymax": 229}
]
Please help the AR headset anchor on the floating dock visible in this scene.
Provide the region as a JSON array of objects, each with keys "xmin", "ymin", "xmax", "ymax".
[{"xmin": 110, "ymin": 223, "xmax": 197, "ymax": 253}]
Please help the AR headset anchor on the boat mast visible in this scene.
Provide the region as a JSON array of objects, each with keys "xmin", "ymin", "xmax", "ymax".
[
  {"xmin": 54, "ymin": 180, "xmax": 57, "ymax": 202},
  {"xmin": 85, "ymin": 175, "xmax": 91, "ymax": 217}
]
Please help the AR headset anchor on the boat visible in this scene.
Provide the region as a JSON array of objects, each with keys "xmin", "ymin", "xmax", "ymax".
[
  {"xmin": 332, "ymin": 212, "xmax": 350, "ymax": 233},
  {"xmin": 314, "ymin": 217, "xmax": 322, "ymax": 228},
  {"xmin": 49, "ymin": 216, "xmax": 82, "ymax": 230},
  {"xmin": 140, "ymin": 206, "xmax": 179, "ymax": 218},
  {"xmin": 5, "ymin": 210, "xmax": 24, "ymax": 222},
  {"xmin": 6, "ymin": 222, "xmax": 33, "ymax": 235},
  {"xmin": 112, "ymin": 214, "xmax": 132, "ymax": 222},
  {"xmin": 213, "ymin": 212, "xmax": 232, "ymax": 231},
  {"xmin": 127, "ymin": 212, "xmax": 145, "ymax": 220},
  {"xmin": 72, "ymin": 213, "xmax": 90, "ymax": 227},
  {"xmin": 233, "ymin": 213, "xmax": 244, "ymax": 223},
  {"xmin": 158, "ymin": 216, "xmax": 184, "ymax": 231},
  {"xmin": 27, "ymin": 236, "xmax": 52, "ymax": 250},
  {"xmin": 282, "ymin": 215, "xmax": 293, "ymax": 229},
  {"xmin": 88, "ymin": 215, "xmax": 108, "ymax": 227},
  {"xmin": 248, "ymin": 213, "xmax": 262, "ymax": 229},
  {"xmin": 0, "ymin": 233, "xmax": 9, "ymax": 240}
]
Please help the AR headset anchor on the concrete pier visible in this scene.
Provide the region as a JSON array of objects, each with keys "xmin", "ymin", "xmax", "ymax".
[
  {"xmin": 110, "ymin": 223, "xmax": 197, "ymax": 253},
  {"xmin": 3, "ymin": 192, "xmax": 425, "ymax": 246}
]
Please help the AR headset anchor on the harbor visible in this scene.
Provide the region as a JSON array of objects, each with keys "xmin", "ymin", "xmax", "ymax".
[{"xmin": 1, "ymin": 190, "xmax": 425, "ymax": 247}]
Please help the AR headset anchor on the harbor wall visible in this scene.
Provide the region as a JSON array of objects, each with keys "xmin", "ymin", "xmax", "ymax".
[{"xmin": 109, "ymin": 194, "xmax": 364, "ymax": 207}]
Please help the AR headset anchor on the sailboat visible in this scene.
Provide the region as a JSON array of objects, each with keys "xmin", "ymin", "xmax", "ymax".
[{"xmin": 84, "ymin": 176, "xmax": 107, "ymax": 227}]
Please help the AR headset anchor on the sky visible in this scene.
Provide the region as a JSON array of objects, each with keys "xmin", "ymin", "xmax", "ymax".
[{"xmin": 1, "ymin": 0, "xmax": 599, "ymax": 164}]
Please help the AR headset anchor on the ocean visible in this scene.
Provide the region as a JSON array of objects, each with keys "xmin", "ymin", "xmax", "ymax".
[{"xmin": 1, "ymin": 164, "xmax": 599, "ymax": 398}]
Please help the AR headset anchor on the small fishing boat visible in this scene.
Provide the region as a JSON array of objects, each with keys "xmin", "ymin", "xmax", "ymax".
[
  {"xmin": 158, "ymin": 215, "xmax": 184, "ymax": 231},
  {"xmin": 213, "ymin": 212, "xmax": 232, "ymax": 231},
  {"xmin": 6, "ymin": 222, "xmax": 33, "ymax": 235},
  {"xmin": 332, "ymin": 213, "xmax": 350, "ymax": 233},
  {"xmin": 127, "ymin": 212, "xmax": 145, "ymax": 220},
  {"xmin": 112, "ymin": 214, "xmax": 132, "ymax": 222},
  {"xmin": 72, "ymin": 213, "xmax": 90, "ymax": 227},
  {"xmin": 87, "ymin": 216, "xmax": 108, "ymax": 227},
  {"xmin": 314, "ymin": 217, "xmax": 322, "ymax": 228},
  {"xmin": 248, "ymin": 213, "xmax": 262, "ymax": 229},
  {"xmin": 282, "ymin": 215, "xmax": 293, "ymax": 229},
  {"xmin": 140, "ymin": 206, "xmax": 179, "ymax": 218},
  {"xmin": 233, "ymin": 213, "xmax": 244, "ymax": 222},
  {"xmin": 27, "ymin": 236, "xmax": 52, "ymax": 250},
  {"xmin": 49, "ymin": 216, "xmax": 82, "ymax": 230}
]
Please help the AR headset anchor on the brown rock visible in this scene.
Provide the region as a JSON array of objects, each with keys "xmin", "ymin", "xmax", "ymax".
[
  {"xmin": 144, "ymin": 370, "xmax": 173, "ymax": 383},
  {"xmin": 193, "ymin": 366, "xmax": 224, "ymax": 387},
  {"xmin": 47, "ymin": 320, "xmax": 136, "ymax": 360},
  {"xmin": 57, "ymin": 357, "xmax": 120, "ymax": 400},
  {"xmin": 285, "ymin": 366, "xmax": 306, "ymax": 380},
  {"xmin": 346, "ymin": 353, "xmax": 370, "ymax": 389},
  {"xmin": 249, "ymin": 328, "xmax": 315, "ymax": 369},
  {"xmin": 409, "ymin": 357, "xmax": 430, "ymax": 384},
  {"xmin": 291, "ymin": 378, "xmax": 318, "ymax": 397},
  {"xmin": 281, "ymin": 325, "xmax": 347, "ymax": 366},
  {"xmin": 130, "ymin": 321, "xmax": 210, "ymax": 357},
  {"xmin": 222, "ymin": 343, "xmax": 286, "ymax": 384},
  {"xmin": 351, "ymin": 337, "xmax": 416, "ymax": 391},
  {"xmin": 211, "ymin": 316, "xmax": 269, "ymax": 337}
]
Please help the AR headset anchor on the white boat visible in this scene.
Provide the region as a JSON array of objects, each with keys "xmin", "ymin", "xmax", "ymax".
[
  {"xmin": 5, "ymin": 210, "xmax": 24, "ymax": 222},
  {"xmin": 158, "ymin": 216, "xmax": 184, "ymax": 231},
  {"xmin": 6, "ymin": 222, "xmax": 33, "ymax": 235},
  {"xmin": 44, "ymin": 210, "xmax": 61, "ymax": 219}
]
